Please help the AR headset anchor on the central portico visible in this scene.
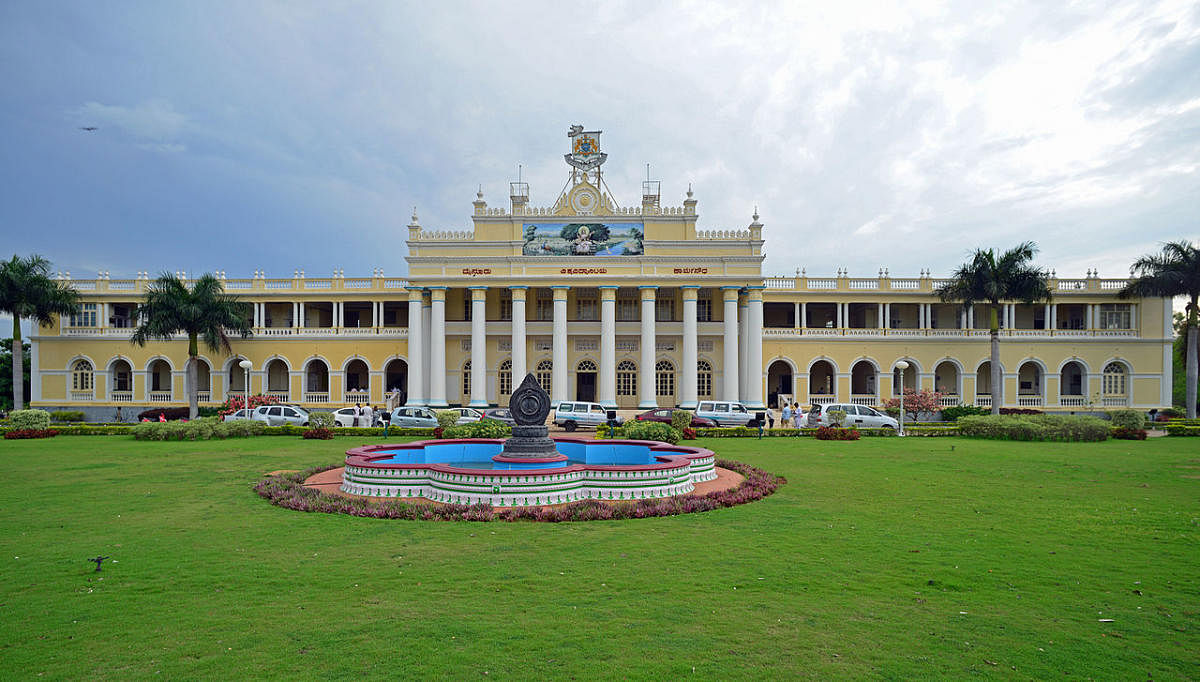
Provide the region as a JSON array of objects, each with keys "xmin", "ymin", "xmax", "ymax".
[{"xmin": 403, "ymin": 125, "xmax": 768, "ymax": 410}]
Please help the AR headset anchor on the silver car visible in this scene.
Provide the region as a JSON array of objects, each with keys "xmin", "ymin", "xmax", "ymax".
[
  {"xmin": 389, "ymin": 406, "xmax": 438, "ymax": 428},
  {"xmin": 807, "ymin": 403, "xmax": 898, "ymax": 430},
  {"xmin": 251, "ymin": 405, "xmax": 310, "ymax": 427},
  {"xmin": 693, "ymin": 401, "xmax": 755, "ymax": 427},
  {"xmin": 552, "ymin": 402, "xmax": 620, "ymax": 431}
]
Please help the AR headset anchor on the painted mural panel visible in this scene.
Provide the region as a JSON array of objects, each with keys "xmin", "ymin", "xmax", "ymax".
[{"xmin": 522, "ymin": 222, "xmax": 644, "ymax": 256}]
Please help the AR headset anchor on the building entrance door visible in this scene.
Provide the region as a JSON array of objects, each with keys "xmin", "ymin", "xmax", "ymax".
[{"xmin": 576, "ymin": 371, "xmax": 596, "ymax": 402}]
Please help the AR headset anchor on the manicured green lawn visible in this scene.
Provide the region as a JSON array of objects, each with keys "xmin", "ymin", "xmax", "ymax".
[{"xmin": 0, "ymin": 435, "xmax": 1196, "ymax": 679}]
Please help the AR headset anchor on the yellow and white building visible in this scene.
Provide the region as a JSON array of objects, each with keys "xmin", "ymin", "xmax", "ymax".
[{"xmin": 30, "ymin": 128, "xmax": 1173, "ymax": 418}]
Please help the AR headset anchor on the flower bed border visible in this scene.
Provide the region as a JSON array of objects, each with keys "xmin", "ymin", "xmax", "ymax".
[{"xmin": 253, "ymin": 459, "xmax": 786, "ymax": 522}]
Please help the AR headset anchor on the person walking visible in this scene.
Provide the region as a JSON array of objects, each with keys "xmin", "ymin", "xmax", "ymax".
[{"xmin": 781, "ymin": 403, "xmax": 792, "ymax": 428}]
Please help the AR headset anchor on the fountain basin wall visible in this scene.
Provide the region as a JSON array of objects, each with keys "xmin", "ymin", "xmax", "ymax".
[{"xmin": 341, "ymin": 438, "xmax": 717, "ymax": 506}]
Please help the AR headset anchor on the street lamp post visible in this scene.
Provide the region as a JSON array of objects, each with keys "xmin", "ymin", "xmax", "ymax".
[
  {"xmin": 239, "ymin": 359, "xmax": 253, "ymax": 419},
  {"xmin": 895, "ymin": 360, "xmax": 909, "ymax": 437}
]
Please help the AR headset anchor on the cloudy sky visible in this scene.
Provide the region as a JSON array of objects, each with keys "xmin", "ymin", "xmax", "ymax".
[{"xmin": 2, "ymin": 0, "xmax": 1198, "ymax": 334}]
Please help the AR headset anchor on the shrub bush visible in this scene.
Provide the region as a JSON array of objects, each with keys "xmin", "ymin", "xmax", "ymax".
[
  {"xmin": 670, "ymin": 409, "xmax": 692, "ymax": 432},
  {"xmin": 815, "ymin": 426, "xmax": 860, "ymax": 440},
  {"xmin": 444, "ymin": 418, "xmax": 513, "ymax": 439},
  {"xmin": 308, "ymin": 411, "xmax": 336, "ymax": 429},
  {"xmin": 957, "ymin": 414, "xmax": 1109, "ymax": 442},
  {"xmin": 621, "ymin": 420, "xmax": 681, "ymax": 444},
  {"xmin": 49, "ymin": 410, "xmax": 85, "ymax": 422},
  {"xmin": 10, "ymin": 409, "xmax": 50, "ymax": 430},
  {"xmin": 303, "ymin": 428, "xmax": 334, "ymax": 440},
  {"xmin": 435, "ymin": 410, "xmax": 459, "ymax": 430},
  {"xmin": 4, "ymin": 428, "xmax": 58, "ymax": 439},
  {"xmin": 941, "ymin": 404, "xmax": 988, "ymax": 422},
  {"xmin": 1108, "ymin": 409, "xmax": 1146, "ymax": 430},
  {"xmin": 1111, "ymin": 427, "xmax": 1147, "ymax": 440}
]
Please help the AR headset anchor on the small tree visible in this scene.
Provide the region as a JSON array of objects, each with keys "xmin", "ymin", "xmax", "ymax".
[{"xmin": 883, "ymin": 388, "xmax": 945, "ymax": 422}]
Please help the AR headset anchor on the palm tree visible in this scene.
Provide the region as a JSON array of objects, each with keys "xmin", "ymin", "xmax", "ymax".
[
  {"xmin": 936, "ymin": 242, "xmax": 1052, "ymax": 415},
  {"xmin": 0, "ymin": 255, "xmax": 79, "ymax": 411},
  {"xmin": 1120, "ymin": 240, "xmax": 1200, "ymax": 418},
  {"xmin": 131, "ymin": 273, "xmax": 252, "ymax": 419}
]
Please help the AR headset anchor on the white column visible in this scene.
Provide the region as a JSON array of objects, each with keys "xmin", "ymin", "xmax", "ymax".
[
  {"xmin": 421, "ymin": 294, "xmax": 431, "ymax": 401},
  {"xmin": 406, "ymin": 288, "xmax": 424, "ymax": 406},
  {"xmin": 551, "ymin": 286, "xmax": 568, "ymax": 406},
  {"xmin": 721, "ymin": 287, "xmax": 739, "ymax": 401},
  {"xmin": 599, "ymin": 286, "xmax": 617, "ymax": 408},
  {"xmin": 746, "ymin": 287, "xmax": 765, "ymax": 408},
  {"xmin": 639, "ymin": 286, "xmax": 658, "ymax": 409},
  {"xmin": 738, "ymin": 293, "xmax": 748, "ymax": 402},
  {"xmin": 469, "ymin": 287, "xmax": 487, "ymax": 407},
  {"xmin": 681, "ymin": 286, "xmax": 699, "ymax": 409},
  {"xmin": 428, "ymin": 288, "xmax": 447, "ymax": 407},
  {"xmin": 511, "ymin": 287, "xmax": 527, "ymax": 385}
]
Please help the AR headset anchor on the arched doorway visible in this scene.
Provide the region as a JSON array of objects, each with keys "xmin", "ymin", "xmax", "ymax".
[
  {"xmin": 265, "ymin": 358, "xmax": 290, "ymax": 399},
  {"xmin": 766, "ymin": 360, "xmax": 793, "ymax": 409},
  {"xmin": 384, "ymin": 359, "xmax": 407, "ymax": 406},
  {"xmin": 934, "ymin": 361, "xmax": 959, "ymax": 402},
  {"xmin": 850, "ymin": 360, "xmax": 877, "ymax": 404},
  {"xmin": 809, "ymin": 360, "xmax": 835, "ymax": 403},
  {"xmin": 345, "ymin": 359, "xmax": 369, "ymax": 400},
  {"xmin": 576, "ymin": 359, "xmax": 597, "ymax": 402},
  {"xmin": 1060, "ymin": 361, "xmax": 1086, "ymax": 406},
  {"xmin": 305, "ymin": 359, "xmax": 330, "ymax": 403},
  {"xmin": 1018, "ymin": 361, "xmax": 1043, "ymax": 406}
]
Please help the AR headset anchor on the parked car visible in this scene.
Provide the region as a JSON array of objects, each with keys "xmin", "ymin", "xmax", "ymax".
[
  {"xmin": 222, "ymin": 408, "xmax": 253, "ymax": 422},
  {"xmin": 634, "ymin": 408, "xmax": 717, "ymax": 428},
  {"xmin": 449, "ymin": 407, "xmax": 483, "ymax": 424},
  {"xmin": 806, "ymin": 403, "xmax": 898, "ymax": 430},
  {"xmin": 482, "ymin": 408, "xmax": 516, "ymax": 425},
  {"xmin": 389, "ymin": 406, "xmax": 438, "ymax": 428},
  {"xmin": 251, "ymin": 405, "xmax": 310, "ymax": 427},
  {"xmin": 552, "ymin": 402, "xmax": 622, "ymax": 431},
  {"xmin": 693, "ymin": 401, "xmax": 756, "ymax": 427}
]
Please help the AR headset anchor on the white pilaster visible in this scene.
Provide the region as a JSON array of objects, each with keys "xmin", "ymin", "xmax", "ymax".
[
  {"xmin": 469, "ymin": 287, "xmax": 488, "ymax": 407},
  {"xmin": 746, "ymin": 287, "xmax": 765, "ymax": 408},
  {"xmin": 639, "ymin": 286, "xmax": 658, "ymax": 409},
  {"xmin": 551, "ymin": 286, "xmax": 568, "ymax": 406},
  {"xmin": 721, "ymin": 287, "xmax": 739, "ymax": 401},
  {"xmin": 511, "ymin": 287, "xmax": 528, "ymax": 385},
  {"xmin": 681, "ymin": 286, "xmax": 699, "ymax": 409},
  {"xmin": 599, "ymin": 286, "xmax": 617, "ymax": 408},
  {"xmin": 406, "ymin": 289, "xmax": 423, "ymax": 405},
  {"xmin": 428, "ymin": 288, "xmax": 447, "ymax": 407}
]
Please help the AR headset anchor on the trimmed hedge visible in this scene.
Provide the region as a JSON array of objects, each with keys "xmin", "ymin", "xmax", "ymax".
[
  {"xmin": 10, "ymin": 409, "xmax": 51, "ymax": 430},
  {"xmin": 957, "ymin": 414, "xmax": 1109, "ymax": 442}
]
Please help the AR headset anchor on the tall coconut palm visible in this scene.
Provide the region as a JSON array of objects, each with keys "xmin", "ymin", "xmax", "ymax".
[
  {"xmin": 131, "ymin": 273, "xmax": 252, "ymax": 419},
  {"xmin": 936, "ymin": 242, "xmax": 1052, "ymax": 415},
  {"xmin": 0, "ymin": 255, "xmax": 79, "ymax": 410},
  {"xmin": 1120, "ymin": 240, "xmax": 1200, "ymax": 418}
]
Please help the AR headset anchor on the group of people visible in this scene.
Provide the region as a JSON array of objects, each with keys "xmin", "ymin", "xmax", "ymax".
[{"xmin": 765, "ymin": 403, "xmax": 806, "ymax": 429}]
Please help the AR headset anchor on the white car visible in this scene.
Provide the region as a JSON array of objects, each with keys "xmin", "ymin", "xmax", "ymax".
[
  {"xmin": 251, "ymin": 405, "xmax": 310, "ymax": 427},
  {"xmin": 806, "ymin": 403, "xmax": 898, "ymax": 430},
  {"xmin": 693, "ymin": 401, "xmax": 756, "ymax": 427}
]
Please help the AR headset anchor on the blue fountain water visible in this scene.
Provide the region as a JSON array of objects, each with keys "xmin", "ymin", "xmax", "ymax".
[{"xmin": 371, "ymin": 441, "xmax": 657, "ymax": 470}]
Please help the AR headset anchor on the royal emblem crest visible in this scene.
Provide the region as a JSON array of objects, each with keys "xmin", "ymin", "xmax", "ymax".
[{"xmin": 565, "ymin": 124, "xmax": 607, "ymax": 171}]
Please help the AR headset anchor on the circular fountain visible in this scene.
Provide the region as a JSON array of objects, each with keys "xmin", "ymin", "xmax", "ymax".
[{"xmin": 340, "ymin": 374, "xmax": 716, "ymax": 506}]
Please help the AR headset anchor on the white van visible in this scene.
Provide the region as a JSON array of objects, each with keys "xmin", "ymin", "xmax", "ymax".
[{"xmin": 693, "ymin": 401, "xmax": 756, "ymax": 427}]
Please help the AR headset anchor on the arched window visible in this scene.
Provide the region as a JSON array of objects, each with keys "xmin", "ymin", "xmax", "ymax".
[
  {"xmin": 72, "ymin": 359, "xmax": 94, "ymax": 392},
  {"xmin": 577, "ymin": 359, "xmax": 597, "ymax": 373},
  {"xmin": 616, "ymin": 360, "xmax": 637, "ymax": 396},
  {"xmin": 462, "ymin": 360, "xmax": 472, "ymax": 398},
  {"xmin": 655, "ymin": 360, "xmax": 675, "ymax": 396},
  {"xmin": 536, "ymin": 360, "xmax": 553, "ymax": 393},
  {"xmin": 1103, "ymin": 362, "xmax": 1127, "ymax": 395},
  {"xmin": 498, "ymin": 359, "xmax": 512, "ymax": 396},
  {"xmin": 697, "ymin": 360, "xmax": 713, "ymax": 398}
]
